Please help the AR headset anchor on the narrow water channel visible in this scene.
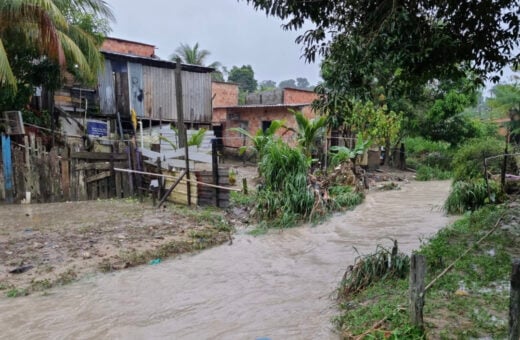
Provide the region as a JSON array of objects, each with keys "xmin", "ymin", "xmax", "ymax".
[{"xmin": 0, "ymin": 180, "xmax": 452, "ymax": 339}]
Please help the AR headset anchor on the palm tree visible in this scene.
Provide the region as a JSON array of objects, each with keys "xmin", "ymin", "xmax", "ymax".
[
  {"xmin": 0, "ymin": 0, "xmax": 113, "ymax": 92},
  {"xmin": 230, "ymin": 119, "xmax": 286, "ymax": 160},
  {"xmin": 170, "ymin": 42, "xmax": 222, "ymax": 80},
  {"xmin": 288, "ymin": 109, "xmax": 327, "ymax": 158}
]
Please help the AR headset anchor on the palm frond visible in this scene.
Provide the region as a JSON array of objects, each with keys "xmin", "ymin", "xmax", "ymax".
[
  {"xmin": 57, "ymin": 29, "xmax": 92, "ymax": 77},
  {"xmin": 0, "ymin": 39, "xmax": 16, "ymax": 91}
]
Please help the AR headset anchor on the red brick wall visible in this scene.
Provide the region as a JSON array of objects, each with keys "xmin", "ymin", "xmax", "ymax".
[
  {"xmin": 222, "ymin": 106, "xmax": 317, "ymax": 148},
  {"xmin": 101, "ymin": 38, "xmax": 155, "ymax": 57},
  {"xmin": 213, "ymin": 108, "xmax": 227, "ymax": 124},
  {"xmin": 212, "ymin": 82, "xmax": 239, "ymax": 107},
  {"xmin": 283, "ymin": 88, "xmax": 318, "ymax": 105}
]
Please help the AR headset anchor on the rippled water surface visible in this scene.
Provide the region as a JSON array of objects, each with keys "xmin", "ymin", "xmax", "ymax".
[{"xmin": 0, "ymin": 181, "xmax": 452, "ymax": 339}]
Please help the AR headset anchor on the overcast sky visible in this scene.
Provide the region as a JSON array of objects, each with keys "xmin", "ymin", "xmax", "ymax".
[{"xmin": 106, "ymin": 0, "xmax": 322, "ymax": 86}]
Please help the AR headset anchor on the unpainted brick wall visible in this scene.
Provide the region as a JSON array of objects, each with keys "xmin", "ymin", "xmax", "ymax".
[
  {"xmin": 283, "ymin": 88, "xmax": 318, "ymax": 105},
  {"xmin": 212, "ymin": 82, "xmax": 239, "ymax": 107},
  {"xmin": 222, "ymin": 106, "xmax": 317, "ymax": 148},
  {"xmin": 101, "ymin": 38, "xmax": 155, "ymax": 57}
]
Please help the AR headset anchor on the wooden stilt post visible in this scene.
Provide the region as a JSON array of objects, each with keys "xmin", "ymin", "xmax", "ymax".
[
  {"xmin": 409, "ymin": 253, "xmax": 426, "ymax": 330},
  {"xmin": 510, "ymin": 259, "xmax": 520, "ymax": 340},
  {"xmin": 175, "ymin": 57, "xmax": 191, "ymax": 206}
]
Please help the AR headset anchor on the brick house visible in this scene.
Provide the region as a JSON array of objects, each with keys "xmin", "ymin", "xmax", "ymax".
[{"xmin": 211, "ymin": 82, "xmax": 319, "ymax": 150}]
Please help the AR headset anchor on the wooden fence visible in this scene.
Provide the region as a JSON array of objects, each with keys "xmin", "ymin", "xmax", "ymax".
[{"xmin": 0, "ymin": 134, "xmax": 231, "ymax": 207}]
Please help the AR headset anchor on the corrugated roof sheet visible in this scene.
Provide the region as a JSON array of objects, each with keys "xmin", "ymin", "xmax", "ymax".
[
  {"xmin": 101, "ymin": 51, "xmax": 215, "ymax": 73},
  {"xmin": 213, "ymin": 103, "xmax": 310, "ymax": 109}
]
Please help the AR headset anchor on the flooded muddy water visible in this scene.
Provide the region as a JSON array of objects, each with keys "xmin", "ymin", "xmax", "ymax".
[{"xmin": 0, "ymin": 181, "xmax": 452, "ymax": 339}]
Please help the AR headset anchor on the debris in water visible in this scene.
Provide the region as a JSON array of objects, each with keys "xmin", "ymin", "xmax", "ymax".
[
  {"xmin": 149, "ymin": 258, "xmax": 162, "ymax": 265},
  {"xmin": 9, "ymin": 265, "xmax": 34, "ymax": 274}
]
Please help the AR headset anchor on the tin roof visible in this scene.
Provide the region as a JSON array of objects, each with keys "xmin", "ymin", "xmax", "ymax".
[
  {"xmin": 213, "ymin": 103, "xmax": 310, "ymax": 109},
  {"xmin": 101, "ymin": 51, "xmax": 215, "ymax": 73}
]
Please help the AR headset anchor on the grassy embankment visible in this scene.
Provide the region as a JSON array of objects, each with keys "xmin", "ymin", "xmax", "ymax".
[{"xmin": 334, "ymin": 202, "xmax": 519, "ymax": 339}]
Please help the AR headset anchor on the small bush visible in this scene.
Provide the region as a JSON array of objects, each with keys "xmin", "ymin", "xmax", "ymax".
[
  {"xmin": 444, "ymin": 179, "xmax": 500, "ymax": 214},
  {"xmin": 405, "ymin": 137, "xmax": 450, "ymax": 155},
  {"xmin": 405, "ymin": 137, "xmax": 453, "ymax": 171},
  {"xmin": 329, "ymin": 185, "xmax": 363, "ymax": 208},
  {"xmin": 452, "ymin": 137, "xmax": 504, "ymax": 181},
  {"xmin": 415, "ymin": 165, "xmax": 452, "ymax": 181}
]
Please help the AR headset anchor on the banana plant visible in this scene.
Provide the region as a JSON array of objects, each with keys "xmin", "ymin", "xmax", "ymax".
[{"xmin": 330, "ymin": 135, "xmax": 372, "ymax": 166}]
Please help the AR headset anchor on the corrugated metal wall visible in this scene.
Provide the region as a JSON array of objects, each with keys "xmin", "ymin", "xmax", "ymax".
[
  {"xmin": 143, "ymin": 65, "xmax": 175, "ymax": 119},
  {"xmin": 98, "ymin": 58, "xmax": 212, "ymax": 123},
  {"xmin": 98, "ymin": 60, "xmax": 115, "ymax": 114},
  {"xmin": 181, "ymin": 71, "xmax": 212, "ymax": 123},
  {"xmin": 128, "ymin": 63, "xmax": 144, "ymax": 117}
]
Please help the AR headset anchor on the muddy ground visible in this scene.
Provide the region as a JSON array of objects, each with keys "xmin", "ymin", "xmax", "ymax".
[
  {"xmin": 0, "ymin": 199, "xmax": 231, "ymax": 296},
  {"xmin": 0, "ymin": 164, "xmax": 413, "ymax": 296}
]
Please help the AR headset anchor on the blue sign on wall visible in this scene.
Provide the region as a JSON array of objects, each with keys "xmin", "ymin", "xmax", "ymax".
[{"xmin": 87, "ymin": 120, "xmax": 108, "ymax": 137}]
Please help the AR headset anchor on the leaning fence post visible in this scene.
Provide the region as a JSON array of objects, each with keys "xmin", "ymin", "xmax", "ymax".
[
  {"xmin": 510, "ymin": 259, "xmax": 520, "ymax": 340},
  {"xmin": 242, "ymin": 178, "xmax": 248, "ymax": 195},
  {"xmin": 409, "ymin": 253, "xmax": 426, "ymax": 330}
]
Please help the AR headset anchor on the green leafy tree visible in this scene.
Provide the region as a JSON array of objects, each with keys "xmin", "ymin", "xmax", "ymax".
[
  {"xmin": 278, "ymin": 79, "xmax": 296, "ymax": 89},
  {"xmin": 487, "ymin": 83, "xmax": 520, "ymax": 144},
  {"xmin": 228, "ymin": 65, "xmax": 257, "ymax": 93},
  {"xmin": 487, "ymin": 84, "xmax": 520, "ymax": 117},
  {"xmin": 296, "ymin": 77, "xmax": 310, "ymax": 90},
  {"xmin": 0, "ymin": 0, "xmax": 113, "ymax": 93},
  {"xmin": 243, "ymin": 0, "xmax": 519, "ymax": 86},
  {"xmin": 417, "ymin": 90, "xmax": 481, "ymax": 145},
  {"xmin": 259, "ymin": 80, "xmax": 276, "ymax": 91}
]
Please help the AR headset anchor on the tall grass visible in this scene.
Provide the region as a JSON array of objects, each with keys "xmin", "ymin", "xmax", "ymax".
[
  {"xmin": 338, "ymin": 241, "xmax": 410, "ymax": 299},
  {"xmin": 329, "ymin": 185, "xmax": 364, "ymax": 209},
  {"xmin": 255, "ymin": 140, "xmax": 314, "ymax": 227},
  {"xmin": 444, "ymin": 179, "xmax": 500, "ymax": 214}
]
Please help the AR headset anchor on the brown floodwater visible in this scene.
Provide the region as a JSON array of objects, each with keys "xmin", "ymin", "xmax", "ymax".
[{"xmin": 0, "ymin": 180, "xmax": 452, "ymax": 339}]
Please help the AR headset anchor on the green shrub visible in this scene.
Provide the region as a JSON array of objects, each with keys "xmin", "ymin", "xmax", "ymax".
[
  {"xmin": 415, "ymin": 165, "xmax": 452, "ymax": 181},
  {"xmin": 405, "ymin": 136, "xmax": 450, "ymax": 156},
  {"xmin": 329, "ymin": 185, "xmax": 364, "ymax": 208},
  {"xmin": 451, "ymin": 137, "xmax": 504, "ymax": 181},
  {"xmin": 230, "ymin": 191, "xmax": 254, "ymax": 207},
  {"xmin": 444, "ymin": 179, "xmax": 500, "ymax": 214},
  {"xmin": 405, "ymin": 137, "xmax": 453, "ymax": 171}
]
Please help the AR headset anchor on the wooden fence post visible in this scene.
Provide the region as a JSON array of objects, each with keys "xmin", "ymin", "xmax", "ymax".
[
  {"xmin": 510, "ymin": 259, "xmax": 520, "ymax": 340},
  {"xmin": 409, "ymin": 253, "xmax": 426, "ymax": 330},
  {"xmin": 242, "ymin": 178, "xmax": 248, "ymax": 195},
  {"xmin": 212, "ymin": 139, "xmax": 220, "ymax": 207}
]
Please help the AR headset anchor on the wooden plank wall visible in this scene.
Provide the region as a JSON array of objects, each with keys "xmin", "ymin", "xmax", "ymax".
[
  {"xmin": 163, "ymin": 170, "xmax": 198, "ymax": 206},
  {"xmin": 196, "ymin": 168, "xmax": 230, "ymax": 208}
]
